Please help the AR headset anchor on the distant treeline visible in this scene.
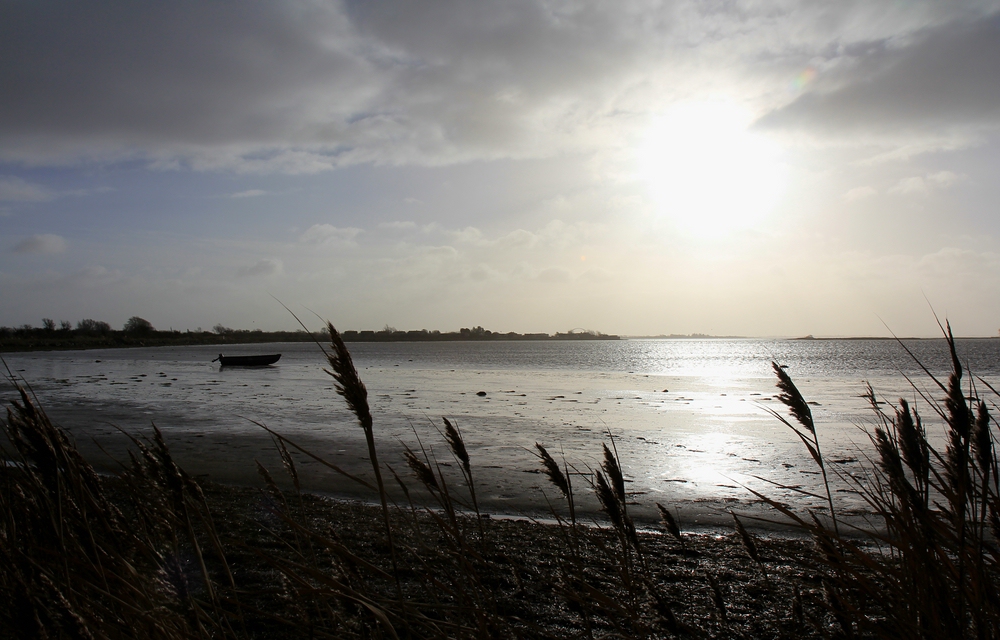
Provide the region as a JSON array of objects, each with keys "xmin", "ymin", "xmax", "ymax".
[
  {"xmin": 0, "ymin": 319, "xmax": 618, "ymax": 352},
  {"xmin": 0, "ymin": 317, "xmax": 320, "ymax": 353}
]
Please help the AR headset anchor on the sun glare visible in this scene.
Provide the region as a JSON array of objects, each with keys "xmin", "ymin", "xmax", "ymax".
[{"xmin": 637, "ymin": 102, "xmax": 786, "ymax": 236}]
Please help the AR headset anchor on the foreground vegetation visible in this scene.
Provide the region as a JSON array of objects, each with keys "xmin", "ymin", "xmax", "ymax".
[{"xmin": 1, "ymin": 322, "xmax": 997, "ymax": 638}]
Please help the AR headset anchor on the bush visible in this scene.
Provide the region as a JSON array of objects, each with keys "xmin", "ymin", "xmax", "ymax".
[
  {"xmin": 76, "ymin": 319, "xmax": 111, "ymax": 333},
  {"xmin": 123, "ymin": 316, "xmax": 154, "ymax": 334}
]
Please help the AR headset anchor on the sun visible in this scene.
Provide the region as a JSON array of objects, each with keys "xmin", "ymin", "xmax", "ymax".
[{"xmin": 637, "ymin": 102, "xmax": 786, "ymax": 236}]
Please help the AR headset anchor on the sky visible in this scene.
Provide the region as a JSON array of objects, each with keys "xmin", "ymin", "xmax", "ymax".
[{"xmin": 3, "ymin": 0, "xmax": 1000, "ymax": 337}]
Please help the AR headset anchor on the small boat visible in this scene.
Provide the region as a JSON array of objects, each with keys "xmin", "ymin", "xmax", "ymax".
[{"xmin": 212, "ymin": 353, "xmax": 281, "ymax": 367}]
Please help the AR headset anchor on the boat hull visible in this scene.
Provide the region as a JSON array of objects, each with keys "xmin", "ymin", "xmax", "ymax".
[{"xmin": 218, "ymin": 354, "xmax": 281, "ymax": 367}]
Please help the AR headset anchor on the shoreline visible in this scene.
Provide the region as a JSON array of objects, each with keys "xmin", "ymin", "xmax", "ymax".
[{"xmin": 5, "ymin": 332, "xmax": 995, "ymax": 354}]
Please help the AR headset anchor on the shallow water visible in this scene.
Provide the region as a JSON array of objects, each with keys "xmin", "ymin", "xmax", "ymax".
[{"xmin": 3, "ymin": 338, "xmax": 998, "ymax": 526}]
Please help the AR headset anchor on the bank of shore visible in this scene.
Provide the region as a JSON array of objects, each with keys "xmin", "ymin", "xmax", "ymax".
[{"xmin": 196, "ymin": 480, "xmax": 830, "ymax": 639}]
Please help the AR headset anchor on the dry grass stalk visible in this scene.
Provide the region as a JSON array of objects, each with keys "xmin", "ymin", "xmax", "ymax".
[
  {"xmin": 731, "ymin": 513, "xmax": 760, "ymax": 564},
  {"xmin": 705, "ymin": 571, "xmax": 726, "ymax": 622},
  {"xmin": 324, "ymin": 322, "xmax": 400, "ymax": 595},
  {"xmin": 757, "ymin": 323, "xmax": 1000, "ymax": 638},
  {"xmin": 767, "ymin": 361, "xmax": 839, "ymax": 536},
  {"xmin": 656, "ymin": 502, "xmax": 682, "ymax": 543},
  {"xmin": 442, "ymin": 417, "xmax": 484, "ymax": 541},
  {"xmin": 0, "ymin": 382, "xmax": 240, "ymax": 638},
  {"xmin": 600, "ymin": 440, "xmax": 638, "ymax": 551},
  {"xmin": 535, "ymin": 442, "xmax": 576, "ymax": 527}
]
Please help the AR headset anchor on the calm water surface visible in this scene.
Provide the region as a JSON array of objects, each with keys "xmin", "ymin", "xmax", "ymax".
[{"xmin": 4, "ymin": 338, "xmax": 998, "ymax": 526}]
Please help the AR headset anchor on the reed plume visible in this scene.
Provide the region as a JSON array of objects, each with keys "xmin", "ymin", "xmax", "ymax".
[
  {"xmin": 731, "ymin": 512, "xmax": 760, "ymax": 564},
  {"xmin": 536, "ymin": 442, "xmax": 576, "ymax": 527},
  {"xmin": 767, "ymin": 361, "xmax": 839, "ymax": 535},
  {"xmin": 443, "ymin": 417, "xmax": 484, "ymax": 540},
  {"xmin": 324, "ymin": 321, "xmax": 400, "ymax": 590},
  {"xmin": 656, "ymin": 503, "xmax": 681, "ymax": 543}
]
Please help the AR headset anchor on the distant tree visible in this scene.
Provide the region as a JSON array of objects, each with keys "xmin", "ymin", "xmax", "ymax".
[
  {"xmin": 17, "ymin": 324, "xmax": 33, "ymax": 332},
  {"xmin": 213, "ymin": 324, "xmax": 232, "ymax": 335},
  {"xmin": 59, "ymin": 320, "xmax": 72, "ymax": 331},
  {"xmin": 42, "ymin": 318, "xmax": 56, "ymax": 331},
  {"xmin": 76, "ymin": 319, "xmax": 111, "ymax": 333},
  {"xmin": 123, "ymin": 316, "xmax": 154, "ymax": 334},
  {"xmin": 380, "ymin": 324, "xmax": 397, "ymax": 334}
]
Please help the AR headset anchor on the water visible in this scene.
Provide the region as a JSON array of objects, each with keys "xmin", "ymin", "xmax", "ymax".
[{"xmin": 3, "ymin": 338, "xmax": 998, "ymax": 527}]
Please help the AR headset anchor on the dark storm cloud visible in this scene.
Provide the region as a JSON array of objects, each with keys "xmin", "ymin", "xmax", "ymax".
[
  {"xmin": 0, "ymin": 1, "xmax": 368, "ymax": 154},
  {"xmin": 759, "ymin": 13, "xmax": 1000, "ymax": 135},
  {"xmin": 0, "ymin": 0, "xmax": 677, "ymax": 168}
]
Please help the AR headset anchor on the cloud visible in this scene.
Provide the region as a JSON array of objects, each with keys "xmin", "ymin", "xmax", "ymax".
[
  {"xmin": 469, "ymin": 263, "xmax": 501, "ymax": 282},
  {"xmin": 0, "ymin": 1, "xmax": 611, "ymax": 168},
  {"xmin": 496, "ymin": 228, "xmax": 538, "ymax": 249},
  {"xmin": 0, "ymin": 176, "xmax": 54, "ymax": 202},
  {"xmin": 449, "ymin": 227, "xmax": 485, "ymax": 245},
  {"xmin": 70, "ymin": 265, "xmax": 122, "ymax": 287},
  {"xmin": 379, "ymin": 220, "xmax": 417, "ymax": 231},
  {"xmin": 236, "ymin": 258, "xmax": 282, "ymax": 277},
  {"xmin": 888, "ymin": 171, "xmax": 965, "ymax": 196},
  {"xmin": 0, "ymin": 0, "xmax": 737, "ymax": 171},
  {"xmin": 759, "ymin": 14, "xmax": 1000, "ymax": 140},
  {"xmin": 926, "ymin": 171, "xmax": 964, "ymax": 189},
  {"xmin": 12, "ymin": 234, "xmax": 67, "ymax": 254},
  {"xmin": 536, "ymin": 267, "xmax": 572, "ymax": 283},
  {"xmin": 916, "ymin": 247, "xmax": 1000, "ymax": 279},
  {"xmin": 229, "ymin": 189, "xmax": 268, "ymax": 198},
  {"xmin": 844, "ymin": 186, "xmax": 877, "ymax": 202},
  {"xmin": 298, "ymin": 224, "xmax": 362, "ymax": 244},
  {"xmin": 0, "ymin": 0, "xmax": 993, "ymax": 188}
]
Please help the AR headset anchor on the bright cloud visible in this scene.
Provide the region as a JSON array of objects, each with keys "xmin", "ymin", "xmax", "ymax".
[
  {"xmin": 889, "ymin": 171, "xmax": 966, "ymax": 196},
  {"xmin": 844, "ymin": 186, "xmax": 877, "ymax": 202},
  {"xmin": 298, "ymin": 224, "xmax": 362, "ymax": 244}
]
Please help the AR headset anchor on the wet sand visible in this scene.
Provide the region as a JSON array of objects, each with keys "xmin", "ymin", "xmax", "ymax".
[
  {"xmin": 200, "ymin": 481, "xmax": 841, "ymax": 639},
  {"xmin": 4, "ymin": 340, "xmax": 963, "ymax": 529}
]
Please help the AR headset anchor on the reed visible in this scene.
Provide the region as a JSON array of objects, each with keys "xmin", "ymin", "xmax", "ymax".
[
  {"xmin": 751, "ymin": 323, "xmax": 1000, "ymax": 638},
  {"xmin": 0, "ymin": 383, "xmax": 243, "ymax": 637},
  {"xmin": 323, "ymin": 321, "xmax": 401, "ymax": 595}
]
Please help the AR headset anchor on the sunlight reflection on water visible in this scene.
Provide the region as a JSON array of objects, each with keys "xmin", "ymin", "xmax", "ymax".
[{"xmin": 3, "ymin": 338, "xmax": 998, "ymax": 525}]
